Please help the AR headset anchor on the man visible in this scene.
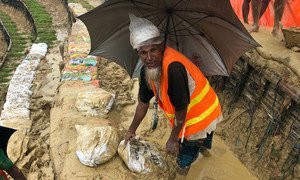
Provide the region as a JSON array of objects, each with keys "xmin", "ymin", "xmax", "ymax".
[
  {"xmin": 124, "ymin": 14, "xmax": 223, "ymax": 175},
  {"xmin": 243, "ymin": 0, "xmax": 286, "ymax": 37},
  {"xmin": 0, "ymin": 126, "xmax": 26, "ymax": 180}
]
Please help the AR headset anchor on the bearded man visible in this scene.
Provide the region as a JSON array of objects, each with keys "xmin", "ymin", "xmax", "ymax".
[{"xmin": 124, "ymin": 14, "xmax": 223, "ymax": 175}]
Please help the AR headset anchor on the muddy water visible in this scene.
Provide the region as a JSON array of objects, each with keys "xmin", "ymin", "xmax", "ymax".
[{"xmin": 186, "ymin": 136, "xmax": 257, "ymax": 180}]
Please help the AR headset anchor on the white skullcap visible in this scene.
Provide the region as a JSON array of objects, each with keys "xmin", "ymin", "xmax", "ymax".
[{"xmin": 129, "ymin": 14, "xmax": 162, "ymax": 49}]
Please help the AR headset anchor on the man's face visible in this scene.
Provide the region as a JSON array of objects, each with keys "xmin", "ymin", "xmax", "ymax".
[{"xmin": 137, "ymin": 44, "xmax": 163, "ymax": 69}]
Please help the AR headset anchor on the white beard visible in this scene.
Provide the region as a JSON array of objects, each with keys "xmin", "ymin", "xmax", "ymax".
[{"xmin": 145, "ymin": 66, "xmax": 161, "ymax": 83}]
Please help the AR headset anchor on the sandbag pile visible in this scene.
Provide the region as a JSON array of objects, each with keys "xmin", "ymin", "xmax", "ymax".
[
  {"xmin": 75, "ymin": 125, "xmax": 119, "ymax": 167},
  {"xmin": 65, "ymin": 3, "xmax": 168, "ymax": 176},
  {"xmin": 0, "ymin": 43, "xmax": 48, "ymax": 121}
]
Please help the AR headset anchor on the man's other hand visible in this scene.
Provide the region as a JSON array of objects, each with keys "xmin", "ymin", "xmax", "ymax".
[
  {"xmin": 124, "ymin": 130, "xmax": 136, "ymax": 144},
  {"xmin": 166, "ymin": 137, "xmax": 179, "ymax": 156}
]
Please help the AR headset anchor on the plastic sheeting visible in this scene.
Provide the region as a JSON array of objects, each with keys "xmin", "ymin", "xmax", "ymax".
[
  {"xmin": 128, "ymin": 14, "xmax": 161, "ymax": 49},
  {"xmin": 230, "ymin": 0, "xmax": 300, "ymax": 27},
  {"xmin": 0, "ymin": 43, "xmax": 48, "ymax": 120},
  {"xmin": 75, "ymin": 89, "xmax": 115, "ymax": 116},
  {"xmin": 75, "ymin": 125, "xmax": 119, "ymax": 167},
  {"xmin": 62, "ymin": 13, "xmax": 98, "ymax": 82},
  {"xmin": 118, "ymin": 139, "xmax": 165, "ymax": 174},
  {"xmin": 61, "ymin": 65, "xmax": 97, "ymax": 81}
]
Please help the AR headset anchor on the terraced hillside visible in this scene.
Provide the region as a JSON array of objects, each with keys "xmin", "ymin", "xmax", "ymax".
[
  {"xmin": 23, "ymin": 0, "xmax": 56, "ymax": 45},
  {"xmin": 0, "ymin": 7, "xmax": 33, "ymax": 111},
  {"xmin": 0, "ymin": 20, "xmax": 9, "ymax": 61}
]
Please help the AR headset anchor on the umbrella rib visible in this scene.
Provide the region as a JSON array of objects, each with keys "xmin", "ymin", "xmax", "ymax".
[
  {"xmin": 170, "ymin": 15, "xmax": 179, "ymax": 49},
  {"xmin": 131, "ymin": 1, "xmax": 145, "ymax": 16},
  {"xmin": 156, "ymin": 14, "xmax": 168, "ymax": 31},
  {"xmin": 164, "ymin": 15, "xmax": 171, "ymax": 49},
  {"xmin": 169, "ymin": 14, "xmax": 211, "ymax": 33},
  {"xmin": 172, "ymin": 13, "xmax": 215, "ymax": 46},
  {"xmin": 102, "ymin": 0, "xmax": 154, "ymax": 8},
  {"xmin": 175, "ymin": 9, "xmax": 247, "ymax": 34},
  {"xmin": 173, "ymin": 0, "xmax": 190, "ymax": 10},
  {"xmin": 129, "ymin": 0, "xmax": 157, "ymax": 8},
  {"xmin": 169, "ymin": 12, "xmax": 210, "ymax": 33},
  {"xmin": 172, "ymin": 13, "xmax": 232, "ymax": 73},
  {"xmin": 173, "ymin": 0, "xmax": 182, "ymax": 8},
  {"xmin": 182, "ymin": 0, "xmax": 191, "ymax": 20},
  {"xmin": 173, "ymin": 13, "xmax": 207, "ymax": 35}
]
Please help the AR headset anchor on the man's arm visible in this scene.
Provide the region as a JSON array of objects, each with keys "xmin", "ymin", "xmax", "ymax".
[
  {"xmin": 166, "ymin": 62, "xmax": 190, "ymax": 155},
  {"xmin": 125, "ymin": 97, "xmax": 149, "ymax": 143},
  {"xmin": 125, "ymin": 66, "xmax": 154, "ymax": 143},
  {"xmin": 166, "ymin": 108, "xmax": 187, "ymax": 155}
]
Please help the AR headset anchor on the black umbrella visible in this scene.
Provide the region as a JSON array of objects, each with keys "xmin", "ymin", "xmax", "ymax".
[
  {"xmin": 0, "ymin": 125, "xmax": 16, "ymax": 157},
  {"xmin": 78, "ymin": 0, "xmax": 259, "ymax": 77}
]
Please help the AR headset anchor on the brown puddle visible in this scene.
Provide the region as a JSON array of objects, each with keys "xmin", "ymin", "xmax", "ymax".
[{"xmin": 186, "ymin": 135, "xmax": 256, "ymax": 180}]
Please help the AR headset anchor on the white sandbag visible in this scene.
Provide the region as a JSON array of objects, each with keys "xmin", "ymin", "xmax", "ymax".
[
  {"xmin": 0, "ymin": 43, "xmax": 47, "ymax": 121},
  {"xmin": 118, "ymin": 139, "xmax": 165, "ymax": 174},
  {"xmin": 75, "ymin": 88, "xmax": 115, "ymax": 116},
  {"xmin": 29, "ymin": 43, "xmax": 48, "ymax": 56},
  {"xmin": 75, "ymin": 125, "xmax": 119, "ymax": 167}
]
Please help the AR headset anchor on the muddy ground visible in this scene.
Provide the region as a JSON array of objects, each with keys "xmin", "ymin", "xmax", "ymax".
[
  {"xmin": 0, "ymin": 33, "xmax": 7, "ymax": 59},
  {"xmin": 214, "ymin": 26, "xmax": 300, "ymax": 180},
  {"xmin": 1, "ymin": 0, "xmax": 299, "ymax": 180}
]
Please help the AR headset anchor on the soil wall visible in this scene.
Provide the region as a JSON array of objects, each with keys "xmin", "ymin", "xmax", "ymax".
[{"xmin": 212, "ymin": 52, "xmax": 300, "ymax": 180}]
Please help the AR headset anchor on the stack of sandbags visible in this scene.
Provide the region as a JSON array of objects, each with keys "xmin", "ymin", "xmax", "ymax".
[{"xmin": 0, "ymin": 43, "xmax": 48, "ymax": 122}]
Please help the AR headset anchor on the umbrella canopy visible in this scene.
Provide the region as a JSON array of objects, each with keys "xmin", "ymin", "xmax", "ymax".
[
  {"xmin": 78, "ymin": 0, "xmax": 259, "ymax": 77},
  {"xmin": 0, "ymin": 125, "xmax": 16, "ymax": 157}
]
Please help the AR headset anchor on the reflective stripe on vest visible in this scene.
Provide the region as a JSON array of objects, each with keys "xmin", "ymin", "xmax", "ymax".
[{"xmin": 150, "ymin": 46, "xmax": 222, "ymax": 138}]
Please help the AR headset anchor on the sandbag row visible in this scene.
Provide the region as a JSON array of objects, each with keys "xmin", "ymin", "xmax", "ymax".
[{"xmin": 0, "ymin": 43, "xmax": 48, "ymax": 121}]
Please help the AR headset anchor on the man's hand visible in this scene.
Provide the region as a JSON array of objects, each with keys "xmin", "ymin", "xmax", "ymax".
[
  {"xmin": 166, "ymin": 137, "xmax": 179, "ymax": 156},
  {"xmin": 125, "ymin": 99, "xmax": 149, "ymax": 145},
  {"xmin": 166, "ymin": 108, "xmax": 187, "ymax": 156},
  {"xmin": 124, "ymin": 130, "xmax": 136, "ymax": 145}
]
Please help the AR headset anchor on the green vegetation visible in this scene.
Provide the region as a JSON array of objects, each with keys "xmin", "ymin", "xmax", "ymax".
[
  {"xmin": 68, "ymin": 0, "xmax": 94, "ymax": 11},
  {"xmin": 0, "ymin": 10, "xmax": 30, "ymax": 88},
  {"xmin": 1, "ymin": 68, "xmax": 14, "ymax": 73},
  {"xmin": 0, "ymin": 11, "xmax": 28, "ymax": 59},
  {"xmin": 23, "ymin": 0, "xmax": 56, "ymax": 45}
]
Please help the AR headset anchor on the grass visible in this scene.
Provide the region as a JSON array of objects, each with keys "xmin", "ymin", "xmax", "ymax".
[
  {"xmin": 23, "ymin": 0, "xmax": 57, "ymax": 46},
  {"xmin": 0, "ymin": 72, "xmax": 13, "ymax": 77},
  {"xmin": 1, "ymin": 68, "xmax": 14, "ymax": 73},
  {"xmin": 0, "ymin": 10, "xmax": 29, "ymax": 85},
  {"xmin": 0, "ymin": 10, "xmax": 28, "ymax": 51}
]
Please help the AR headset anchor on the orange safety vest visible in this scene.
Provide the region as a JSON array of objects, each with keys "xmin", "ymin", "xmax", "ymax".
[{"xmin": 150, "ymin": 46, "xmax": 222, "ymax": 139}]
